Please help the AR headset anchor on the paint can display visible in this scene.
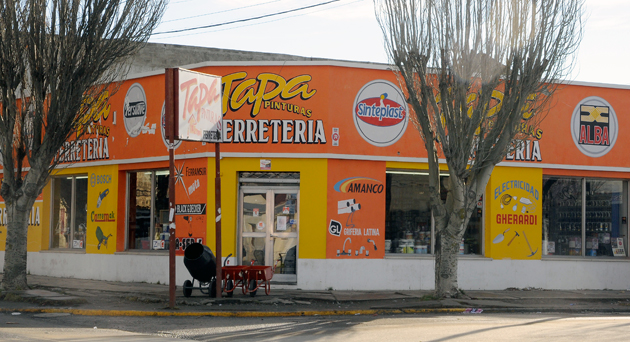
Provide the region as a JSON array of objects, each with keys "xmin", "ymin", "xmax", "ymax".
[
  {"xmin": 414, "ymin": 245, "xmax": 427, "ymax": 254},
  {"xmin": 399, "ymin": 239, "xmax": 414, "ymax": 253},
  {"xmin": 385, "ymin": 239, "xmax": 391, "ymax": 252}
]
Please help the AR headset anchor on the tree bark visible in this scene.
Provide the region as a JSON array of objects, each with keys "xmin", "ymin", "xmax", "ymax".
[
  {"xmin": 2, "ymin": 199, "xmax": 33, "ymax": 290},
  {"xmin": 434, "ymin": 221, "xmax": 465, "ymax": 298}
]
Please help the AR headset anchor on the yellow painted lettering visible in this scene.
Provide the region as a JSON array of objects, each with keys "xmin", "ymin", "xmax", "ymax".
[
  {"xmin": 230, "ymin": 78, "xmax": 257, "ymax": 113},
  {"xmin": 249, "ymin": 73, "xmax": 287, "ymax": 117},
  {"xmin": 222, "ymin": 72, "xmax": 247, "ymax": 115},
  {"xmin": 281, "ymin": 75, "xmax": 316, "ymax": 100},
  {"xmin": 224, "ymin": 72, "xmax": 316, "ymax": 117},
  {"xmin": 521, "ymin": 93, "xmax": 537, "ymax": 119},
  {"xmin": 486, "ymin": 89, "xmax": 504, "ymax": 117}
]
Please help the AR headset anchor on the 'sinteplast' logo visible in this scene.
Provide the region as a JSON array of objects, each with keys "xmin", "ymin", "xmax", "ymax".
[
  {"xmin": 123, "ymin": 83, "xmax": 147, "ymax": 138},
  {"xmin": 571, "ymin": 96, "xmax": 618, "ymax": 157},
  {"xmin": 353, "ymin": 80, "xmax": 409, "ymax": 147},
  {"xmin": 334, "ymin": 177, "xmax": 383, "ymax": 194}
]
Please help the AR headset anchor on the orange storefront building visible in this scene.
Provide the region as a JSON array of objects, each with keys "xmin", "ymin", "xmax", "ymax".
[{"xmin": 1, "ymin": 57, "xmax": 629, "ymax": 290}]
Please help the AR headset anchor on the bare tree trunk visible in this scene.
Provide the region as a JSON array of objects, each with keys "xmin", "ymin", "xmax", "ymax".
[
  {"xmin": 433, "ymin": 169, "xmax": 491, "ymax": 298},
  {"xmin": 2, "ymin": 199, "xmax": 33, "ymax": 290},
  {"xmin": 434, "ymin": 221, "xmax": 465, "ymax": 298}
]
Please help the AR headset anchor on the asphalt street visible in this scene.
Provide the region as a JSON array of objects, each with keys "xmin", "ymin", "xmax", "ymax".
[{"xmin": 2, "ymin": 312, "xmax": 630, "ymax": 341}]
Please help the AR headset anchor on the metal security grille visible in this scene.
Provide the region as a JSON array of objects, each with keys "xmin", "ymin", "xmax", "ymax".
[{"xmin": 239, "ymin": 172, "xmax": 300, "ymax": 186}]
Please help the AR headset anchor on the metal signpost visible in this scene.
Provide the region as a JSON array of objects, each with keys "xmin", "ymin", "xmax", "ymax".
[{"xmin": 165, "ymin": 68, "xmax": 223, "ymax": 307}]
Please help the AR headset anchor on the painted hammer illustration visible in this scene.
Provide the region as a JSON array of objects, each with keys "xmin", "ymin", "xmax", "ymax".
[
  {"xmin": 522, "ymin": 231, "xmax": 538, "ymax": 257},
  {"xmin": 507, "ymin": 231, "xmax": 520, "ymax": 246}
]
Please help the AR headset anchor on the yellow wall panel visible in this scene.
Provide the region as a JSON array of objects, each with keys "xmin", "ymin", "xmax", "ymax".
[
  {"xmin": 485, "ymin": 166, "xmax": 542, "ymax": 260},
  {"xmin": 386, "ymin": 161, "xmax": 448, "ymax": 171},
  {"xmin": 205, "ymin": 157, "xmax": 327, "ymax": 260},
  {"xmin": 85, "ymin": 165, "xmax": 118, "ymax": 254},
  {"xmin": 0, "ymin": 180, "xmax": 50, "ymax": 252}
]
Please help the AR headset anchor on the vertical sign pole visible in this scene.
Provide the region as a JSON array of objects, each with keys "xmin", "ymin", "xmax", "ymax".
[
  {"xmin": 215, "ymin": 142, "xmax": 222, "ymax": 298},
  {"xmin": 165, "ymin": 68, "xmax": 178, "ymax": 309}
]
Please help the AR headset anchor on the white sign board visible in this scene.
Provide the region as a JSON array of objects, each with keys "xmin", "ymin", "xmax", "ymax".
[
  {"xmin": 153, "ymin": 240, "xmax": 165, "ymax": 250},
  {"xmin": 178, "ymin": 68, "xmax": 222, "ymax": 142}
]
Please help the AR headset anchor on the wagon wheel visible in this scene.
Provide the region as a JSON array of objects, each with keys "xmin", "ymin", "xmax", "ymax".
[
  {"xmin": 226, "ymin": 280, "xmax": 234, "ymax": 297},
  {"xmin": 183, "ymin": 280, "xmax": 193, "ymax": 298},
  {"xmin": 249, "ymin": 279, "xmax": 258, "ymax": 297}
]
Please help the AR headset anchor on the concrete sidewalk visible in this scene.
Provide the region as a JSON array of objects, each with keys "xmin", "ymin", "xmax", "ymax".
[{"xmin": 1, "ymin": 275, "xmax": 630, "ymax": 316}]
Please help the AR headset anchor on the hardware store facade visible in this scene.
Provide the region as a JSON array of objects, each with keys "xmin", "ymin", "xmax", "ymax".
[{"xmin": 1, "ymin": 60, "xmax": 629, "ymax": 290}]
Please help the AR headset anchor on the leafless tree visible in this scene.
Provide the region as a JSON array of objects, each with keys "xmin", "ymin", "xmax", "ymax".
[
  {"xmin": 375, "ymin": 0, "xmax": 584, "ymax": 297},
  {"xmin": 0, "ymin": 0, "xmax": 166, "ymax": 290}
]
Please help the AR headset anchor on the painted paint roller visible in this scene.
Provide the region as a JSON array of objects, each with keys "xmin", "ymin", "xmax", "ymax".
[
  {"xmin": 338, "ymin": 199, "xmax": 356, "ymax": 209},
  {"xmin": 338, "ymin": 203, "xmax": 361, "ymax": 214}
]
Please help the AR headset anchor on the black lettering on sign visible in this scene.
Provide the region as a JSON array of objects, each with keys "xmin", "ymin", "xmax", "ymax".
[
  {"xmin": 175, "ymin": 237, "xmax": 204, "ymax": 251},
  {"xmin": 176, "ymin": 203, "xmax": 207, "ymax": 215}
]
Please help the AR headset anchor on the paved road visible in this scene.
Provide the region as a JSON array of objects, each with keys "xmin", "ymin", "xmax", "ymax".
[
  {"xmin": 0, "ymin": 312, "xmax": 189, "ymax": 341},
  {"xmin": 2, "ymin": 311, "xmax": 630, "ymax": 341}
]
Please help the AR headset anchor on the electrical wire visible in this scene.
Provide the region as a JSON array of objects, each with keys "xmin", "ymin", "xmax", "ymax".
[
  {"xmin": 153, "ymin": 0, "xmax": 340, "ymax": 35},
  {"xmin": 162, "ymin": 0, "xmax": 282, "ymax": 24},
  {"xmin": 151, "ymin": 0, "xmax": 362, "ymax": 40}
]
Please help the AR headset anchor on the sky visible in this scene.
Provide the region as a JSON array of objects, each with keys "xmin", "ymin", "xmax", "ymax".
[{"xmin": 149, "ymin": 0, "xmax": 630, "ymax": 86}]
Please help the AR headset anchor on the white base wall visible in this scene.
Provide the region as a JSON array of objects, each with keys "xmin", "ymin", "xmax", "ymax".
[
  {"xmin": 1, "ymin": 252, "xmax": 629, "ymax": 291},
  {"xmin": 298, "ymin": 257, "xmax": 630, "ymax": 290},
  {"xmin": 297, "ymin": 258, "xmax": 436, "ymax": 290},
  {"xmin": 0, "ymin": 251, "xmax": 237, "ymax": 287}
]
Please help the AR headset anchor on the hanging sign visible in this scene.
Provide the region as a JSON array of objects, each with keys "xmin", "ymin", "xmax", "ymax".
[{"xmin": 177, "ymin": 68, "xmax": 222, "ymax": 142}]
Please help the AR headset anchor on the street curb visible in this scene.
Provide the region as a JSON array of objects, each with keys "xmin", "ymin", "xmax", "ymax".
[
  {"xmin": 0, "ymin": 307, "xmax": 467, "ymax": 317},
  {"xmin": 479, "ymin": 307, "xmax": 630, "ymax": 314},
  {"xmin": 3, "ymin": 307, "xmax": 630, "ymax": 317}
]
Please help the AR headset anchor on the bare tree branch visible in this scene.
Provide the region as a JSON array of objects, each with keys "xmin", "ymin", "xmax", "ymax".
[{"xmin": 0, "ymin": 0, "xmax": 166, "ymax": 290}]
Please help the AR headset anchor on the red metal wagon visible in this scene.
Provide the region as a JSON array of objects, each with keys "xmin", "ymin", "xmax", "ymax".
[
  {"xmin": 221, "ymin": 265, "xmax": 249, "ymax": 297},
  {"xmin": 245, "ymin": 265, "xmax": 274, "ymax": 297}
]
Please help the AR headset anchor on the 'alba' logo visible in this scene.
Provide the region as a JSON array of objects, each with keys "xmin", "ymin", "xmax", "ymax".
[{"xmin": 570, "ymin": 96, "xmax": 618, "ymax": 158}]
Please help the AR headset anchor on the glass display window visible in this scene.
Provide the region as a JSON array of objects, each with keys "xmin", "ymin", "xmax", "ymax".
[
  {"xmin": 384, "ymin": 170, "xmax": 484, "ymax": 255},
  {"xmin": 127, "ymin": 170, "xmax": 170, "ymax": 250},
  {"xmin": 440, "ymin": 176, "xmax": 483, "ymax": 255},
  {"xmin": 51, "ymin": 175, "xmax": 88, "ymax": 249},
  {"xmin": 542, "ymin": 176, "xmax": 627, "ymax": 257},
  {"xmin": 585, "ymin": 179, "xmax": 623, "ymax": 257}
]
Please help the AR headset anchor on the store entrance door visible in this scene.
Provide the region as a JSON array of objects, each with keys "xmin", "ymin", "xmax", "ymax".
[{"xmin": 239, "ymin": 187, "xmax": 299, "ymax": 283}]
